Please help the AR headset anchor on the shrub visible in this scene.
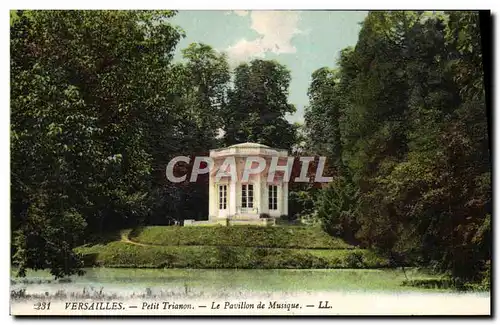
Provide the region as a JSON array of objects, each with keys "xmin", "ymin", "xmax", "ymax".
[
  {"xmin": 329, "ymin": 257, "xmax": 342, "ymax": 268},
  {"xmin": 259, "ymin": 213, "xmax": 271, "ymax": 219},
  {"xmin": 276, "ymin": 215, "xmax": 303, "ymax": 226},
  {"xmin": 343, "ymin": 251, "xmax": 365, "ymax": 268},
  {"xmin": 315, "ymin": 177, "xmax": 360, "ymax": 241},
  {"xmin": 290, "ymin": 253, "xmax": 328, "ymax": 268},
  {"xmin": 289, "ymin": 190, "xmax": 316, "ymax": 220},
  {"xmin": 279, "ymin": 214, "xmax": 288, "ymax": 220}
]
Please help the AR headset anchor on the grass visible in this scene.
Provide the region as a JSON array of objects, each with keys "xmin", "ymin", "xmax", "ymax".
[
  {"xmin": 11, "ymin": 268, "xmax": 458, "ymax": 298},
  {"xmin": 75, "ymin": 225, "xmax": 389, "ymax": 269},
  {"xmin": 129, "ymin": 225, "xmax": 352, "ymax": 249},
  {"xmin": 76, "ymin": 241, "xmax": 389, "ymax": 269}
]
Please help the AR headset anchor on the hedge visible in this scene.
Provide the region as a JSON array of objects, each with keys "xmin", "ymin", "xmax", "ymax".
[
  {"xmin": 128, "ymin": 225, "xmax": 353, "ymax": 249},
  {"xmin": 76, "ymin": 241, "xmax": 389, "ymax": 269}
]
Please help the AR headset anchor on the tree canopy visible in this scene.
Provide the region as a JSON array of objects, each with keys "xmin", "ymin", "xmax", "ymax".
[{"xmin": 304, "ymin": 11, "xmax": 490, "ymax": 286}]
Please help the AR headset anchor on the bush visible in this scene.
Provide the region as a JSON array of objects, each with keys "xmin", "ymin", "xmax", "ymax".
[
  {"xmin": 289, "ymin": 190, "xmax": 316, "ymax": 220},
  {"xmin": 259, "ymin": 213, "xmax": 271, "ymax": 219},
  {"xmin": 479, "ymin": 260, "xmax": 491, "ymax": 290},
  {"xmin": 315, "ymin": 177, "xmax": 360, "ymax": 241},
  {"xmin": 329, "ymin": 257, "xmax": 342, "ymax": 268},
  {"xmin": 290, "ymin": 253, "xmax": 328, "ymax": 268},
  {"xmin": 343, "ymin": 251, "xmax": 366, "ymax": 268},
  {"xmin": 275, "ymin": 218, "xmax": 302, "ymax": 226}
]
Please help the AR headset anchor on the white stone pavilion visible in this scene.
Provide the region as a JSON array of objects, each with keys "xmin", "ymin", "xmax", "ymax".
[{"xmin": 186, "ymin": 142, "xmax": 290, "ymax": 226}]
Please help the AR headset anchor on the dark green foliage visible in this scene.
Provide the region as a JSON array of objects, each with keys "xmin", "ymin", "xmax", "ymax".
[
  {"xmin": 315, "ymin": 176, "xmax": 360, "ymax": 243},
  {"xmin": 343, "ymin": 251, "xmax": 365, "ymax": 268},
  {"xmin": 222, "ymin": 59, "xmax": 298, "ymax": 151},
  {"xmin": 259, "ymin": 213, "xmax": 271, "ymax": 219},
  {"xmin": 304, "ymin": 67, "xmax": 344, "ymax": 173},
  {"xmin": 303, "ymin": 11, "xmax": 491, "ymax": 286},
  {"xmin": 276, "ymin": 214, "xmax": 302, "ymax": 226},
  {"xmin": 288, "ymin": 189, "xmax": 316, "ymax": 220},
  {"xmin": 10, "ymin": 10, "xmax": 186, "ymax": 277},
  {"xmin": 13, "ymin": 198, "xmax": 87, "ymax": 278}
]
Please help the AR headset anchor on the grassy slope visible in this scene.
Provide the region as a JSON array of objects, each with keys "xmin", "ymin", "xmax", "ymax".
[
  {"xmin": 129, "ymin": 225, "xmax": 352, "ymax": 249},
  {"xmin": 76, "ymin": 242, "xmax": 389, "ymax": 269},
  {"xmin": 76, "ymin": 225, "xmax": 389, "ymax": 269}
]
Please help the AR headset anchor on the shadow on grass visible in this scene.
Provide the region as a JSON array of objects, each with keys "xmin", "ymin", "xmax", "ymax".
[
  {"xmin": 402, "ymin": 279, "xmax": 455, "ymax": 290},
  {"xmin": 82, "ymin": 231, "xmax": 122, "ymax": 246},
  {"xmin": 129, "ymin": 226, "xmax": 145, "ymax": 239},
  {"xmin": 80, "ymin": 253, "xmax": 99, "ymax": 267}
]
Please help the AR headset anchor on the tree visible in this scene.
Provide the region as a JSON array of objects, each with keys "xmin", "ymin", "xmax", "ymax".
[
  {"xmin": 303, "ymin": 11, "xmax": 491, "ymax": 285},
  {"xmin": 181, "ymin": 43, "xmax": 230, "ymax": 140},
  {"xmin": 304, "ymin": 67, "xmax": 344, "ymax": 173},
  {"xmin": 222, "ymin": 59, "xmax": 297, "ymax": 151},
  {"xmin": 145, "ymin": 43, "xmax": 231, "ymax": 225},
  {"xmin": 11, "ymin": 10, "xmax": 184, "ymax": 277}
]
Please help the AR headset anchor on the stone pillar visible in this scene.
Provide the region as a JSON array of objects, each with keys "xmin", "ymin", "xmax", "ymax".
[
  {"xmin": 255, "ymin": 175, "xmax": 262, "ymax": 217},
  {"xmin": 229, "ymin": 180, "xmax": 237, "ymax": 217},
  {"xmin": 261, "ymin": 181, "xmax": 268, "ymax": 215},
  {"xmin": 209, "ymin": 179, "xmax": 216, "ymax": 220},
  {"xmin": 283, "ymin": 181, "xmax": 289, "ymax": 216}
]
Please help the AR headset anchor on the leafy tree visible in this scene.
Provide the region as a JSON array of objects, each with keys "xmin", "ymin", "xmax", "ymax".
[
  {"xmin": 304, "ymin": 67, "xmax": 343, "ymax": 172},
  {"xmin": 222, "ymin": 59, "xmax": 298, "ymax": 150},
  {"xmin": 180, "ymin": 43, "xmax": 230, "ymax": 140},
  {"xmin": 304, "ymin": 11, "xmax": 491, "ymax": 285},
  {"xmin": 11, "ymin": 10, "xmax": 184, "ymax": 277},
  {"xmin": 146, "ymin": 43, "xmax": 231, "ymax": 225}
]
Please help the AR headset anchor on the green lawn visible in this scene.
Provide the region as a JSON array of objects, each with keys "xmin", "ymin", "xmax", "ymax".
[
  {"xmin": 76, "ymin": 241, "xmax": 388, "ymax": 269},
  {"xmin": 129, "ymin": 225, "xmax": 353, "ymax": 249},
  {"xmin": 11, "ymin": 268, "xmax": 453, "ymax": 294},
  {"xmin": 75, "ymin": 225, "xmax": 389, "ymax": 269}
]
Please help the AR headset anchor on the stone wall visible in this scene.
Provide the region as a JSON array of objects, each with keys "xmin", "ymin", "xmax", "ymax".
[{"xmin": 184, "ymin": 217, "xmax": 276, "ymax": 227}]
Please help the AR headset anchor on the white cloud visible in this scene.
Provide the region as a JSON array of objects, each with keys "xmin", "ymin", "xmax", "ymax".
[{"xmin": 226, "ymin": 11, "xmax": 301, "ymax": 65}]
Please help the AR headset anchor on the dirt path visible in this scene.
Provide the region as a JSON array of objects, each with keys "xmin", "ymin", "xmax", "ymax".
[{"xmin": 120, "ymin": 231, "xmax": 154, "ymax": 247}]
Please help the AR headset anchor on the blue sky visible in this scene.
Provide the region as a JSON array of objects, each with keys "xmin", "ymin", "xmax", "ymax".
[{"xmin": 170, "ymin": 10, "xmax": 367, "ymax": 123}]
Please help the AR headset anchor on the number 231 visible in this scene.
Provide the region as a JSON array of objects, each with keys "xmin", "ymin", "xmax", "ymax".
[{"xmin": 34, "ymin": 302, "xmax": 51, "ymax": 310}]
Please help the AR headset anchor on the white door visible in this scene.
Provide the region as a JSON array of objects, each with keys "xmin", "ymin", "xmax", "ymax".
[
  {"xmin": 268, "ymin": 184, "xmax": 279, "ymax": 215},
  {"xmin": 218, "ymin": 184, "xmax": 228, "ymax": 217},
  {"xmin": 240, "ymin": 183, "xmax": 255, "ymax": 214}
]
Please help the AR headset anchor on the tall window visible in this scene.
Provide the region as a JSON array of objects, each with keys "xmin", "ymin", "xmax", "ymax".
[
  {"xmin": 219, "ymin": 185, "xmax": 227, "ymax": 210},
  {"xmin": 241, "ymin": 184, "xmax": 254, "ymax": 208},
  {"xmin": 268, "ymin": 185, "xmax": 278, "ymax": 210}
]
